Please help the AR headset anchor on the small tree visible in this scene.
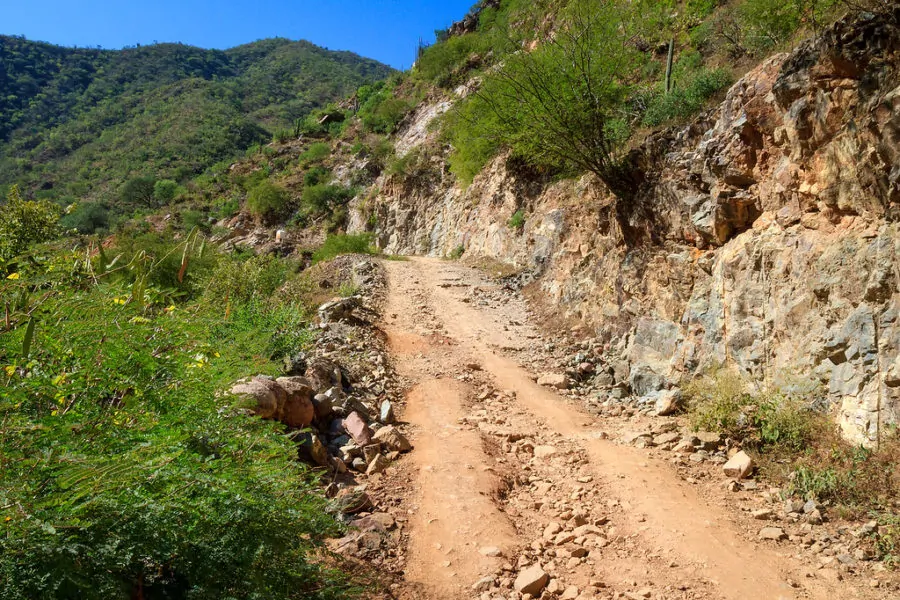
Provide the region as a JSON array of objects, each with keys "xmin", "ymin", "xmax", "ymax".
[
  {"xmin": 121, "ymin": 176, "xmax": 157, "ymax": 207},
  {"xmin": 246, "ymin": 181, "xmax": 290, "ymax": 223},
  {"xmin": 465, "ymin": 0, "xmax": 641, "ymax": 187},
  {"xmin": 153, "ymin": 179, "xmax": 179, "ymax": 205},
  {"xmin": 0, "ymin": 185, "xmax": 61, "ymax": 263}
]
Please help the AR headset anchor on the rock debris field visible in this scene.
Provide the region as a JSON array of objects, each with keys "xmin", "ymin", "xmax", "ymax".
[{"xmin": 234, "ymin": 255, "xmax": 900, "ymax": 600}]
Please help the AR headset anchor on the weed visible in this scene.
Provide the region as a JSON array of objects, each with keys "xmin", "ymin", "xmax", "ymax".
[
  {"xmin": 338, "ymin": 282, "xmax": 360, "ymax": 297},
  {"xmin": 507, "ymin": 209, "xmax": 526, "ymax": 230},
  {"xmin": 449, "ymin": 244, "xmax": 465, "ymax": 260}
]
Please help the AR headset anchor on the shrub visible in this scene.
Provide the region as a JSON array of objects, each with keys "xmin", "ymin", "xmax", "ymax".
[
  {"xmin": 153, "ymin": 179, "xmax": 179, "ymax": 204},
  {"xmin": 0, "ymin": 184, "xmax": 61, "ymax": 264},
  {"xmin": 304, "ymin": 166, "xmax": 332, "ymax": 187},
  {"xmin": 449, "ymin": 244, "xmax": 465, "ymax": 260},
  {"xmin": 311, "ymin": 233, "xmax": 375, "ymax": 264},
  {"xmin": 386, "ymin": 149, "xmax": 436, "ymax": 184},
  {"xmin": 0, "ymin": 246, "xmax": 352, "ymax": 600},
  {"xmin": 299, "ymin": 142, "xmax": 331, "ymax": 166},
  {"xmin": 446, "ymin": 0, "xmax": 640, "ymax": 190},
  {"xmin": 181, "ymin": 209, "xmax": 210, "ymax": 232},
  {"xmin": 247, "ymin": 181, "xmax": 291, "ymax": 222},
  {"xmin": 642, "ymin": 68, "xmax": 733, "ymax": 126},
  {"xmin": 302, "ymin": 184, "xmax": 355, "ymax": 215},
  {"xmin": 120, "ymin": 176, "xmax": 157, "ymax": 207},
  {"xmin": 738, "ymin": 0, "xmax": 839, "ymax": 53},
  {"xmin": 508, "ymin": 209, "xmax": 526, "ymax": 230},
  {"xmin": 685, "ymin": 368, "xmax": 750, "ymax": 438},
  {"xmin": 872, "ymin": 513, "xmax": 900, "ymax": 568},
  {"xmin": 360, "ymin": 92, "xmax": 412, "ymax": 134},
  {"xmin": 59, "ymin": 202, "xmax": 110, "ymax": 235}
]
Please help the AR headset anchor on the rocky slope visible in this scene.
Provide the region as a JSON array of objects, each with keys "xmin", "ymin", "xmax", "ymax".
[{"xmin": 348, "ymin": 10, "xmax": 900, "ymax": 445}]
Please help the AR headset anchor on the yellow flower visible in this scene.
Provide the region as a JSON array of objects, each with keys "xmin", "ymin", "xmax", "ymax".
[
  {"xmin": 113, "ymin": 297, "xmax": 128, "ymax": 305},
  {"xmin": 6, "ymin": 273, "xmax": 19, "ymax": 280},
  {"xmin": 3, "ymin": 365, "xmax": 15, "ymax": 377},
  {"xmin": 51, "ymin": 410, "xmax": 58, "ymax": 417},
  {"xmin": 164, "ymin": 305, "xmax": 176, "ymax": 312}
]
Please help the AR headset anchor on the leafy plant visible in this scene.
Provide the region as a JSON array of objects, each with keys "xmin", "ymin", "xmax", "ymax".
[
  {"xmin": 311, "ymin": 233, "xmax": 375, "ymax": 264},
  {"xmin": 0, "ymin": 184, "xmax": 61, "ymax": 264},
  {"xmin": 0, "ymin": 235, "xmax": 355, "ymax": 599},
  {"xmin": 685, "ymin": 367, "xmax": 751, "ymax": 438},
  {"xmin": 508, "ymin": 209, "xmax": 525, "ymax": 230},
  {"xmin": 247, "ymin": 181, "xmax": 291, "ymax": 222},
  {"xmin": 298, "ymin": 142, "xmax": 331, "ymax": 166},
  {"xmin": 642, "ymin": 68, "xmax": 732, "ymax": 126},
  {"xmin": 153, "ymin": 179, "xmax": 179, "ymax": 204},
  {"xmin": 447, "ymin": 0, "xmax": 640, "ymax": 191}
]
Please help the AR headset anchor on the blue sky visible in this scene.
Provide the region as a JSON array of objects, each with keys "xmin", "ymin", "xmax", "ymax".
[{"xmin": 2, "ymin": 0, "xmax": 477, "ymax": 69}]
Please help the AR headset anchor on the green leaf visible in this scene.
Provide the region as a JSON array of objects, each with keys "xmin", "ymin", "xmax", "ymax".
[{"xmin": 21, "ymin": 318, "xmax": 35, "ymax": 359}]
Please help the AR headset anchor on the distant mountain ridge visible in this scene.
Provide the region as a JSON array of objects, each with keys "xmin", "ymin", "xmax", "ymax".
[{"xmin": 0, "ymin": 35, "xmax": 394, "ymax": 203}]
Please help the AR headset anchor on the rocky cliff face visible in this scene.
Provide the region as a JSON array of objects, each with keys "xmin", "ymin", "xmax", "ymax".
[{"xmin": 349, "ymin": 11, "xmax": 900, "ymax": 445}]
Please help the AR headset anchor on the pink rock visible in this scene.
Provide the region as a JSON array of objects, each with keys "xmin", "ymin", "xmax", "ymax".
[{"xmin": 343, "ymin": 411, "xmax": 373, "ymax": 446}]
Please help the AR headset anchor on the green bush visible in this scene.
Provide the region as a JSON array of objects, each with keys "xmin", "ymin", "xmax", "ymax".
[
  {"xmin": 204, "ymin": 253, "xmax": 291, "ymax": 304},
  {"xmin": 508, "ymin": 209, "xmax": 525, "ymax": 230},
  {"xmin": 246, "ymin": 181, "xmax": 291, "ymax": 222},
  {"xmin": 443, "ymin": 97, "xmax": 502, "ymax": 187},
  {"xmin": 0, "ymin": 184, "xmax": 61, "ymax": 264},
  {"xmin": 302, "ymin": 184, "xmax": 356, "ymax": 215},
  {"xmin": 59, "ymin": 202, "xmax": 110, "ymax": 235},
  {"xmin": 685, "ymin": 368, "xmax": 750, "ymax": 438},
  {"xmin": 299, "ymin": 142, "xmax": 331, "ymax": 166},
  {"xmin": 0, "ymin": 241, "xmax": 353, "ymax": 600},
  {"xmin": 305, "ymin": 166, "xmax": 332, "ymax": 187},
  {"xmin": 642, "ymin": 68, "xmax": 733, "ymax": 126},
  {"xmin": 153, "ymin": 179, "xmax": 179, "ymax": 204},
  {"xmin": 311, "ymin": 233, "xmax": 376, "ymax": 263},
  {"xmin": 738, "ymin": 0, "xmax": 839, "ymax": 53},
  {"xmin": 121, "ymin": 176, "xmax": 157, "ymax": 207},
  {"xmin": 444, "ymin": 0, "xmax": 639, "ymax": 189}
]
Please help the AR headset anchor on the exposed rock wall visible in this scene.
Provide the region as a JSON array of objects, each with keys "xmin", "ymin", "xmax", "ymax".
[{"xmin": 349, "ymin": 11, "xmax": 900, "ymax": 445}]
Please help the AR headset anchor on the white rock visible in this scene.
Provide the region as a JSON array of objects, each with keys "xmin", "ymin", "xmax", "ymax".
[{"xmin": 723, "ymin": 450, "xmax": 754, "ymax": 479}]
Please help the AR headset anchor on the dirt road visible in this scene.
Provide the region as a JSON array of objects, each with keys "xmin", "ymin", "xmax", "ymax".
[{"xmin": 380, "ymin": 257, "xmax": 880, "ymax": 600}]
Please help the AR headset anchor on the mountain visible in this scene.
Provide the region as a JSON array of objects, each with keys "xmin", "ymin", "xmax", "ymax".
[{"xmin": 0, "ymin": 35, "xmax": 394, "ymax": 204}]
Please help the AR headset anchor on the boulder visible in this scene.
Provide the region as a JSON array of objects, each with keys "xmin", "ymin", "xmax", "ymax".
[
  {"xmin": 654, "ymin": 389, "xmax": 681, "ymax": 416},
  {"xmin": 275, "ymin": 376, "xmax": 315, "ymax": 427},
  {"xmin": 533, "ymin": 445, "xmax": 558, "ymax": 458},
  {"xmin": 318, "ymin": 297, "xmax": 361, "ymax": 324},
  {"xmin": 366, "ymin": 454, "xmax": 390, "ymax": 475},
  {"xmin": 514, "ymin": 564, "xmax": 549, "ymax": 595},
  {"xmin": 230, "ymin": 376, "xmax": 282, "ymax": 419},
  {"xmin": 305, "ymin": 357, "xmax": 342, "ymax": 393},
  {"xmin": 372, "ymin": 425, "xmax": 412, "ymax": 452},
  {"xmin": 722, "ymin": 450, "xmax": 754, "ymax": 479},
  {"xmin": 380, "ymin": 399, "xmax": 395, "ymax": 424},
  {"xmin": 311, "ymin": 393, "xmax": 334, "ymax": 420},
  {"xmin": 758, "ymin": 527, "xmax": 787, "ymax": 541},
  {"xmin": 537, "ymin": 373, "xmax": 569, "ymax": 389},
  {"xmin": 297, "ymin": 432, "xmax": 329, "ymax": 467},
  {"xmin": 343, "ymin": 411, "xmax": 373, "ymax": 446}
]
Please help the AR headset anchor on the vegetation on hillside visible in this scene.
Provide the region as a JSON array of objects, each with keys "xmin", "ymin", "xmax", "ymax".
[
  {"xmin": 0, "ymin": 35, "xmax": 394, "ymax": 207},
  {"xmin": 684, "ymin": 368, "xmax": 900, "ymax": 564},
  {"xmin": 0, "ymin": 209, "xmax": 359, "ymax": 598}
]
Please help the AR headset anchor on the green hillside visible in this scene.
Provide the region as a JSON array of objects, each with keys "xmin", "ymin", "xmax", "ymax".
[{"xmin": 0, "ymin": 36, "xmax": 394, "ymax": 205}]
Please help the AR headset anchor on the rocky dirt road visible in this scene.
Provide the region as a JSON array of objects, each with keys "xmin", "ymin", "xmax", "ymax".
[{"xmin": 379, "ymin": 257, "xmax": 894, "ymax": 600}]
